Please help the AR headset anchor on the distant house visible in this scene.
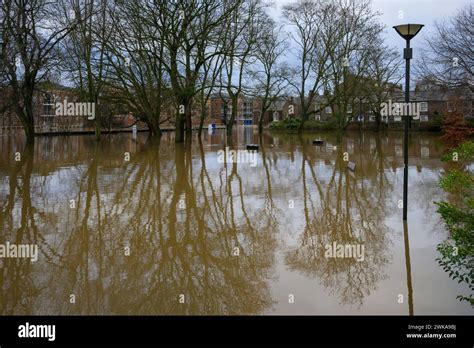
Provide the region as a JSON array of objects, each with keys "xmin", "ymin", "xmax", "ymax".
[
  {"xmin": 179, "ymin": 86, "xmax": 472, "ymax": 128},
  {"xmin": 265, "ymin": 98, "xmax": 286, "ymax": 122},
  {"xmin": 311, "ymin": 95, "xmax": 335, "ymax": 121},
  {"xmin": 412, "ymin": 82, "xmax": 473, "ymax": 122}
]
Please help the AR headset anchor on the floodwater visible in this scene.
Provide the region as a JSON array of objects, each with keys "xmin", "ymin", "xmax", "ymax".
[{"xmin": 0, "ymin": 127, "xmax": 472, "ymax": 315}]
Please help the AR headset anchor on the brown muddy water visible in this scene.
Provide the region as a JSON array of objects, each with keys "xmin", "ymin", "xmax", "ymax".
[{"xmin": 0, "ymin": 127, "xmax": 472, "ymax": 315}]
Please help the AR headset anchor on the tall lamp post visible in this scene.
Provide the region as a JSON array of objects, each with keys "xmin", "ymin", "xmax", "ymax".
[{"xmin": 393, "ymin": 24, "xmax": 424, "ymax": 221}]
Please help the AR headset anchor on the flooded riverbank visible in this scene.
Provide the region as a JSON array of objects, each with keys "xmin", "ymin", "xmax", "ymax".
[{"xmin": 0, "ymin": 128, "xmax": 471, "ymax": 315}]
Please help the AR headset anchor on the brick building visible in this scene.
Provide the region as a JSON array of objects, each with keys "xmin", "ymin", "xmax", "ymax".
[
  {"xmin": 207, "ymin": 94, "xmax": 260, "ymax": 126},
  {"xmin": 2, "ymin": 80, "xmax": 472, "ymax": 133},
  {"xmin": 281, "ymin": 83, "xmax": 473, "ymax": 126},
  {"xmin": 0, "ymin": 83, "xmax": 90, "ymax": 133}
]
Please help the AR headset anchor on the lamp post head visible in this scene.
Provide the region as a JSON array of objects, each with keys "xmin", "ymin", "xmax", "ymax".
[{"xmin": 393, "ymin": 24, "xmax": 424, "ymax": 41}]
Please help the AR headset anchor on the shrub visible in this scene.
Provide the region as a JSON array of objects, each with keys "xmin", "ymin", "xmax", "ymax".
[
  {"xmin": 441, "ymin": 96, "xmax": 474, "ymax": 150},
  {"xmin": 422, "ymin": 113, "xmax": 443, "ymax": 131},
  {"xmin": 435, "ymin": 141, "xmax": 474, "ymax": 306},
  {"xmin": 269, "ymin": 118, "xmax": 337, "ymax": 131},
  {"xmin": 302, "ymin": 120, "xmax": 337, "ymax": 130},
  {"xmin": 269, "ymin": 118, "xmax": 302, "ymax": 131}
]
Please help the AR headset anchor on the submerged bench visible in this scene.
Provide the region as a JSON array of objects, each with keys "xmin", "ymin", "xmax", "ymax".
[{"xmin": 246, "ymin": 144, "xmax": 259, "ymax": 151}]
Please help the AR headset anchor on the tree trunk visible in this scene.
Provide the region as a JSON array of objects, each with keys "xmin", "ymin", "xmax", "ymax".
[
  {"xmin": 198, "ymin": 109, "xmax": 206, "ymax": 137},
  {"xmin": 95, "ymin": 117, "xmax": 101, "ymax": 141},
  {"xmin": 19, "ymin": 106, "xmax": 35, "ymax": 145},
  {"xmin": 336, "ymin": 129, "xmax": 343, "ymax": 145},
  {"xmin": 24, "ymin": 121, "xmax": 35, "ymax": 145},
  {"xmin": 185, "ymin": 103, "xmax": 193, "ymax": 140},
  {"xmin": 226, "ymin": 96, "xmax": 238, "ymax": 136},
  {"xmin": 148, "ymin": 117, "xmax": 162, "ymax": 139},
  {"xmin": 175, "ymin": 111, "xmax": 185, "ymax": 143},
  {"xmin": 226, "ymin": 132, "xmax": 234, "ymax": 147},
  {"xmin": 299, "ymin": 103, "xmax": 310, "ymax": 132},
  {"xmin": 374, "ymin": 114, "xmax": 381, "ymax": 132},
  {"xmin": 258, "ymin": 107, "xmax": 265, "ymax": 134}
]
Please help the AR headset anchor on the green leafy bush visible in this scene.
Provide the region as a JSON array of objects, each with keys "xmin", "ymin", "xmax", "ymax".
[
  {"xmin": 269, "ymin": 118, "xmax": 337, "ymax": 131},
  {"xmin": 302, "ymin": 120, "xmax": 337, "ymax": 130},
  {"xmin": 441, "ymin": 141, "xmax": 474, "ymax": 162},
  {"xmin": 439, "ymin": 169, "xmax": 473, "ymax": 194},
  {"xmin": 435, "ymin": 141, "xmax": 474, "ymax": 306},
  {"xmin": 269, "ymin": 118, "xmax": 303, "ymax": 131}
]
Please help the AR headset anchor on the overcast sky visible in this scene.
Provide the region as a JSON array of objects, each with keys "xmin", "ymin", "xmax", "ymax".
[{"xmin": 266, "ymin": 0, "xmax": 470, "ymax": 74}]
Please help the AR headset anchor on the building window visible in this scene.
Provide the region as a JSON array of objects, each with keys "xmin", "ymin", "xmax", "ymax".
[
  {"xmin": 447, "ymin": 102, "xmax": 453, "ymax": 112},
  {"xmin": 347, "ymin": 104, "xmax": 352, "ymax": 113},
  {"xmin": 315, "ymin": 103, "xmax": 320, "ymax": 113},
  {"xmin": 421, "ymin": 146, "xmax": 430, "ymax": 158},
  {"xmin": 315, "ymin": 115, "xmax": 320, "ymax": 121},
  {"xmin": 395, "ymin": 145, "xmax": 403, "ymax": 157},
  {"xmin": 243, "ymin": 102, "xmax": 252, "ymax": 119},
  {"xmin": 420, "ymin": 102, "xmax": 428, "ymax": 112},
  {"xmin": 42, "ymin": 94, "xmax": 54, "ymax": 116},
  {"xmin": 420, "ymin": 115, "xmax": 428, "ymax": 122},
  {"xmin": 325, "ymin": 106, "xmax": 332, "ymax": 114}
]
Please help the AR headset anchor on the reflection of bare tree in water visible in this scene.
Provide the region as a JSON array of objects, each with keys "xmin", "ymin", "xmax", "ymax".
[
  {"xmin": 285, "ymin": 133, "xmax": 394, "ymax": 306},
  {"xmin": 259, "ymin": 133, "xmax": 278, "ymax": 223},
  {"xmin": 2, "ymin": 134, "xmax": 277, "ymax": 314},
  {"xmin": 0, "ymin": 144, "xmax": 61, "ymax": 314},
  {"xmin": 0, "ymin": 140, "xmax": 118, "ymax": 315}
]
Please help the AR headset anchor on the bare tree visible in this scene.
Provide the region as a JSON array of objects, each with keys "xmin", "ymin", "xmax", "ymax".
[
  {"xmin": 283, "ymin": 0, "xmax": 335, "ymax": 124},
  {"xmin": 1, "ymin": 0, "xmax": 79, "ymax": 144},
  {"xmin": 248, "ymin": 17, "xmax": 290, "ymax": 133},
  {"xmin": 323, "ymin": 0, "xmax": 383, "ymax": 131},
  {"xmin": 284, "ymin": 0, "xmax": 384, "ymax": 132},
  {"xmin": 103, "ymin": 0, "xmax": 169, "ymax": 139},
  {"xmin": 221, "ymin": 0, "xmax": 264, "ymax": 136},
  {"xmin": 418, "ymin": 4, "xmax": 473, "ymax": 92},
  {"xmin": 197, "ymin": 50, "xmax": 225, "ymax": 137},
  {"xmin": 156, "ymin": 1, "xmax": 243, "ymax": 143},
  {"xmin": 61, "ymin": 0, "xmax": 110, "ymax": 140},
  {"xmin": 360, "ymin": 44, "xmax": 402, "ymax": 132}
]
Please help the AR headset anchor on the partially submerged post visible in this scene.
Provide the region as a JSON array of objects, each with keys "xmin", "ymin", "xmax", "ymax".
[
  {"xmin": 347, "ymin": 161, "xmax": 356, "ymax": 171},
  {"xmin": 393, "ymin": 23, "xmax": 424, "ymax": 221}
]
